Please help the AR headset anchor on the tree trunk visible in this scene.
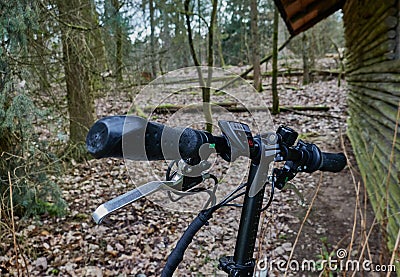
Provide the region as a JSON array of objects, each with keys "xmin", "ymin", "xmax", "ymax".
[
  {"xmin": 184, "ymin": 0, "xmax": 201, "ymax": 68},
  {"xmin": 216, "ymin": 36, "xmax": 292, "ymax": 92},
  {"xmin": 250, "ymin": 0, "xmax": 261, "ymax": 92},
  {"xmin": 149, "ymin": 0, "xmax": 157, "ymax": 78},
  {"xmin": 115, "ymin": 23, "xmax": 123, "ymax": 83},
  {"xmin": 176, "ymin": 11, "xmax": 189, "ymax": 67},
  {"xmin": 112, "ymin": 0, "xmax": 123, "ymax": 83},
  {"xmin": 202, "ymin": 0, "xmax": 218, "ymax": 133},
  {"xmin": 302, "ymin": 33, "xmax": 310, "ymax": 85},
  {"xmin": 184, "ymin": 0, "xmax": 216, "ymax": 133},
  {"xmin": 88, "ymin": 0, "xmax": 107, "ymax": 88},
  {"xmin": 159, "ymin": 0, "xmax": 171, "ymax": 73},
  {"xmin": 56, "ymin": 0, "xmax": 95, "ymax": 144},
  {"xmin": 197, "ymin": 0, "xmax": 202, "ymax": 62},
  {"xmin": 27, "ymin": 7, "xmax": 50, "ymax": 92},
  {"xmin": 35, "ymin": 33, "xmax": 50, "ymax": 91},
  {"xmin": 217, "ymin": 29, "xmax": 225, "ymax": 67},
  {"xmin": 271, "ymin": 6, "xmax": 279, "ymax": 114}
]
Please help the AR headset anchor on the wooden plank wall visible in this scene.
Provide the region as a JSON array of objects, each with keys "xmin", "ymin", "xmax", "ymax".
[{"xmin": 343, "ymin": 0, "xmax": 400, "ymax": 251}]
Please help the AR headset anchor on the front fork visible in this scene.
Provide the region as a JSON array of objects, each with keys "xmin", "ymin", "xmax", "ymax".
[{"xmin": 219, "ymin": 162, "xmax": 265, "ymax": 276}]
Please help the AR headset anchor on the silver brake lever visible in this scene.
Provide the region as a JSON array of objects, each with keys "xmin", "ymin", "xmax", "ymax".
[
  {"xmin": 93, "ymin": 178, "xmax": 182, "ymax": 224},
  {"xmin": 93, "ymin": 159, "xmax": 214, "ymax": 224}
]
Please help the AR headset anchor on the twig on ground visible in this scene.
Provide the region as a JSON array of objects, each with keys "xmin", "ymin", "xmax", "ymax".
[
  {"xmin": 284, "ymin": 172, "xmax": 323, "ymax": 276},
  {"xmin": 339, "ymin": 129, "xmax": 370, "ymax": 274},
  {"xmin": 384, "ymin": 102, "xmax": 400, "ymax": 277},
  {"xmin": 351, "ymin": 216, "xmax": 378, "ymax": 277},
  {"xmin": 9, "ymin": 171, "xmax": 20, "ymax": 277},
  {"xmin": 284, "ymin": 108, "xmax": 342, "ymax": 119},
  {"xmin": 386, "ymin": 228, "xmax": 400, "ymax": 277}
]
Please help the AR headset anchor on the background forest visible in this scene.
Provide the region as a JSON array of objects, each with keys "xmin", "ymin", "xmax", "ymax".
[
  {"xmin": 0, "ymin": 0, "xmax": 344, "ymax": 218},
  {"xmin": 0, "ymin": 0, "xmax": 350, "ymax": 275}
]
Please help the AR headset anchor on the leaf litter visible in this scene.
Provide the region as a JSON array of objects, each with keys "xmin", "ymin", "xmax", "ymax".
[{"xmin": 1, "ymin": 78, "xmax": 382, "ymax": 276}]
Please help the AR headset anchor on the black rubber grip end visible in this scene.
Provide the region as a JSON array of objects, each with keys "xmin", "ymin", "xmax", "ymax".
[
  {"xmin": 86, "ymin": 115, "xmax": 215, "ymax": 163},
  {"xmin": 319, "ymin": 152, "xmax": 346, "ymax": 172},
  {"xmin": 86, "ymin": 116, "xmax": 125, "ymax": 159}
]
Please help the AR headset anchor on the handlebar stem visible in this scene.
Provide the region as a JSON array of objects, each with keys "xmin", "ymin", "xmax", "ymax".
[{"xmin": 219, "ymin": 162, "xmax": 264, "ymax": 276}]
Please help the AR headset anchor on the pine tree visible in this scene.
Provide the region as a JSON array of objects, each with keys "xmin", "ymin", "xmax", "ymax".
[{"xmin": 0, "ymin": 0, "xmax": 66, "ymax": 217}]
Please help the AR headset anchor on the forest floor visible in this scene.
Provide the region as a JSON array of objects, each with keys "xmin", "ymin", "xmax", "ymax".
[{"xmin": 1, "ymin": 69, "xmax": 390, "ymax": 276}]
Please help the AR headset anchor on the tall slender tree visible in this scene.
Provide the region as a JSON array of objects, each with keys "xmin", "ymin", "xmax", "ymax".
[
  {"xmin": 302, "ymin": 33, "xmax": 310, "ymax": 85},
  {"xmin": 104, "ymin": 0, "xmax": 127, "ymax": 83},
  {"xmin": 149, "ymin": 0, "xmax": 157, "ymax": 78},
  {"xmin": 184, "ymin": 0, "xmax": 217, "ymax": 133},
  {"xmin": 158, "ymin": 0, "xmax": 171, "ymax": 73},
  {"xmin": 55, "ymin": 0, "xmax": 96, "ymax": 145},
  {"xmin": 87, "ymin": 0, "xmax": 107, "ymax": 80},
  {"xmin": 271, "ymin": 5, "xmax": 279, "ymax": 114},
  {"xmin": 250, "ymin": 0, "xmax": 261, "ymax": 91},
  {"xmin": 30, "ymin": 30, "xmax": 51, "ymax": 91},
  {"xmin": 112, "ymin": 0, "xmax": 124, "ymax": 83}
]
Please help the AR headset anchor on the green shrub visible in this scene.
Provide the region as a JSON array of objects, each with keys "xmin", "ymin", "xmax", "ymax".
[
  {"xmin": 0, "ymin": 0, "xmax": 66, "ymax": 218},
  {"xmin": 0, "ymin": 89, "xmax": 67, "ymax": 217}
]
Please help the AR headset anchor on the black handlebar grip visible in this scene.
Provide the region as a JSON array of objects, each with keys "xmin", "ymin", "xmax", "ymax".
[
  {"xmin": 318, "ymin": 152, "xmax": 346, "ymax": 172},
  {"xmin": 86, "ymin": 115, "xmax": 127, "ymax": 159},
  {"xmin": 86, "ymin": 115, "xmax": 215, "ymax": 163}
]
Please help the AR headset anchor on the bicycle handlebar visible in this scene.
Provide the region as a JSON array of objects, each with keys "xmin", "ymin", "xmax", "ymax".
[
  {"xmin": 86, "ymin": 115, "xmax": 347, "ymax": 277},
  {"xmin": 86, "ymin": 115, "xmax": 216, "ymax": 165},
  {"xmin": 319, "ymin": 152, "xmax": 346, "ymax": 172},
  {"xmin": 282, "ymin": 141, "xmax": 346, "ymax": 173},
  {"xmin": 86, "ymin": 115, "xmax": 346, "ymax": 173}
]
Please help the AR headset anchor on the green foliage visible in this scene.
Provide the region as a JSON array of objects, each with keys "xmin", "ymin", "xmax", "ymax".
[
  {"xmin": 282, "ymin": 182, "xmax": 305, "ymax": 205},
  {"xmin": 101, "ymin": 0, "xmax": 134, "ymax": 74},
  {"xmin": 0, "ymin": 90, "xmax": 67, "ymax": 217},
  {"xmin": 0, "ymin": 0, "xmax": 66, "ymax": 217},
  {"xmin": 315, "ymin": 237, "xmax": 338, "ymax": 277},
  {"xmin": 221, "ymin": 0, "xmax": 276, "ymax": 65},
  {"xmin": 0, "ymin": 0, "xmax": 38, "ymax": 51}
]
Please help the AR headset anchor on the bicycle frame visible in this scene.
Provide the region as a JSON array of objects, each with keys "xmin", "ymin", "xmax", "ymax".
[
  {"xmin": 219, "ymin": 162, "xmax": 265, "ymax": 276},
  {"xmin": 86, "ymin": 116, "xmax": 346, "ymax": 277}
]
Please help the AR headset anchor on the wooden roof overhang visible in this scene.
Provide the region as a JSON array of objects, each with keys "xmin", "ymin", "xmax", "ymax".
[{"xmin": 273, "ymin": 0, "xmax": 345, "ymax": 35}]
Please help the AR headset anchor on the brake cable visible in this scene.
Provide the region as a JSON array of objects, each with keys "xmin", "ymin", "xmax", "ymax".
[
  {"xmin": 261, "ymin": 176, "xmax": 275, "ymax": 212},
  {"xmin": 166, "ymin": 160, "xmax": 178, "ymax": 181}
]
